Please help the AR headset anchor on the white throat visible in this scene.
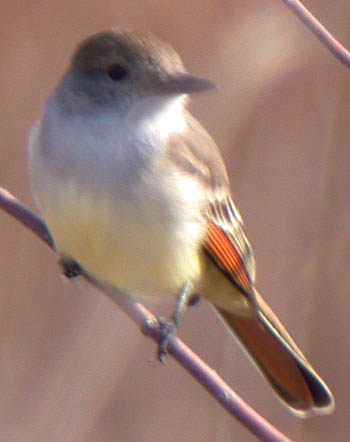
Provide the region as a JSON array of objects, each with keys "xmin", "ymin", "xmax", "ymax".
[{"xmin": 135, "ymin": 95, "xmax": 187, "ymax": 141}]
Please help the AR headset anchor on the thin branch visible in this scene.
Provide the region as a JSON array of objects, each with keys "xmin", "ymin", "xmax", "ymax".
[
  {"xmin": 282, "ymin": 0, "xmax": 350, "ymax": 68},
  {"xmin": 0, "ymin": 188, "xmax": 53, "ymax": 248},
  {"xmin": 0, "ymin": 187, "xmax": 293, "ymax": 442}
]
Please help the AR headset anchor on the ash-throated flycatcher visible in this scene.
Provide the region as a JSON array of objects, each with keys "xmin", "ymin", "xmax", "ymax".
[{"xmin": 28, "ymin": 28, "xmax": 334, "ymax": 416}]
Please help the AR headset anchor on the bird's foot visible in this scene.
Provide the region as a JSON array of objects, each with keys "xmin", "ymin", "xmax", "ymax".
[{"xmin": 59, "ymin": 258, "xmax": 82, "ymax": 279}]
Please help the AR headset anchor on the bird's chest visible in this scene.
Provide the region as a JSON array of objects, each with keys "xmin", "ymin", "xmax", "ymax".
[{"xmin": 30, "ymin": 119, "xmax": 206, "ymax": 295}]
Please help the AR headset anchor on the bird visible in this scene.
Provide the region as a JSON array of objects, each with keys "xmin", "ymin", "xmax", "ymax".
[{"xmin": 28, "ymin": 28, "xmax": 334, "ymax": 417}]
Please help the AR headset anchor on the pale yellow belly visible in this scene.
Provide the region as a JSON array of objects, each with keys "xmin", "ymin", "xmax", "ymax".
[{"xmin": 38, "ymin": 181, "xmax": 203, "ymax": 297}]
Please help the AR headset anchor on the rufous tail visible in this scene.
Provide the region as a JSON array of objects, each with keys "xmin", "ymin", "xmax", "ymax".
[{"xmin": 212, "ymin": 290, "xmax": 334, "ymax": 417}]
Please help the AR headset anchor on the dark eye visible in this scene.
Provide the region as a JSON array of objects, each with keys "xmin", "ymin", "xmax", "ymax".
[{"xmin": 107, "ymin": 64, "xmax": 128, "ymax": 81}]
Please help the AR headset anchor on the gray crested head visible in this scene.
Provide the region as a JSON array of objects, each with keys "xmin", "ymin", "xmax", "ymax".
[{"xmin": 53, "ymin": 28, "xmax": 216, "ymax": 115}]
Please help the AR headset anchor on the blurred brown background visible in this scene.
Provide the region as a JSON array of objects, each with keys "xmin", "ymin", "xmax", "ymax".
[{"xmin": 0, "ymin": 1, "xmax": 349, "ymax": 441}]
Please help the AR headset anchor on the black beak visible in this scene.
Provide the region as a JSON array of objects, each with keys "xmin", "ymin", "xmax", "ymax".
[{"xmin": 160, "ymin": 72, "xmax": 217, "ymax": 94}]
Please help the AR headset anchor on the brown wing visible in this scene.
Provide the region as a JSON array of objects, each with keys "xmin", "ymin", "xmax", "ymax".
[{"xmin": 166, "ymin": 111, "xmax": 256, "ymax": 299}]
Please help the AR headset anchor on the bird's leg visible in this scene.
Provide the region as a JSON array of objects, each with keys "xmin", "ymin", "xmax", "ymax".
[
  {"xmin": 59, "ymin": 258, "xmax": 82, "ymax": 279},
  {"xmin": 157, "ymin": 282, "xmax": 193, "ymax": 361}
]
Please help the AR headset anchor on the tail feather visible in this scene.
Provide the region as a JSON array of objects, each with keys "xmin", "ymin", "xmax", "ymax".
[{"xmin": 212, "ymin": 290, "xmax": 334, "ymax": 417}]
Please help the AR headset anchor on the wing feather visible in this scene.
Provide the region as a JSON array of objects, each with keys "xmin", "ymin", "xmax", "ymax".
[
  {"xmin": 166, "ymin": 112, "xmax": 256, "ymax": 299},
  {"xmin": 203, "ymin": 194, "xmax": 255, "ymax": 299}
]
